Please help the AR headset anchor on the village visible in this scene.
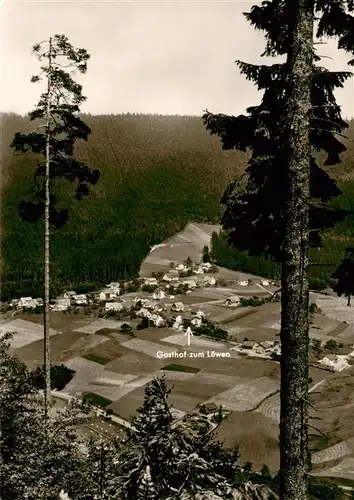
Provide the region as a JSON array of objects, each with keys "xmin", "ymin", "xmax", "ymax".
[
  {"xmin": 2, "ymin": 223, "xmax": 354, "ymax": 479},
  {"xmin": 5, "ymin": 256, "xmax": 354, "ymax": 372}
]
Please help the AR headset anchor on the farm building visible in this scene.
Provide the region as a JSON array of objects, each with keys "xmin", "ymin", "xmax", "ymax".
[
  {"xmin": 17, "ymin": 297, "xmax": 39, "ymax": 309},
  {"xmin": 105, "ymin": 302, "xmax": 124, "ymax": 312},
  {"xmin": 237, "ymin": 280, "xmax": 249, "ymax": 287},
  {"xmin": 50, "ymin": 298, "xmax": 70, "ymax": 311},
  {"xmin": 63, "ymin": 290, "xmax": 76, "ymax": 299},
  {"xmin": 72, "ymin": 294, "xmax": 88, "ymax": 306}
]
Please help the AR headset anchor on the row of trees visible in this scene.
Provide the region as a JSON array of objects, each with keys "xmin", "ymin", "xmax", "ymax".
[{"xmin": 203, "ymin": 1, "xmax": 354, "ymax": 499}]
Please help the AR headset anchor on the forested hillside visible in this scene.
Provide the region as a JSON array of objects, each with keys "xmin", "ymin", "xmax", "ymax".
[
  {"xmin": 1, "ymin": 113, "xmax": 353, "ymax": 298},
  {"xmin": 1, "ymin": 113, "xmax": 246, "ymax": 298}
]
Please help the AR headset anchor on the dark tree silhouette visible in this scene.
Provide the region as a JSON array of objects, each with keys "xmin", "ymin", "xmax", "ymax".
[
  {"xmin": 332, "ymin": 247, "xmax": 354, "ymax": 306},
  {"xmin": 203, "ymin": 2, "xmax": 354, "ymax": 499}
]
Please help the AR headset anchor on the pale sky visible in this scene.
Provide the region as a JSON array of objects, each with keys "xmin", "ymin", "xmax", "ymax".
[{"xmin": 1, "ymin": 0, "xmax": 353, "ymax": 118}]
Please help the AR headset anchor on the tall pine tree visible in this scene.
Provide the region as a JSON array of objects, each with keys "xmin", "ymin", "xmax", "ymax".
[
  {"xmin": 11, "ymin": 35, "xmax": 100, "ymax": 416},
  {"xmin": 203, "ymin": 2, "xmax": 354, "ymax": 499}
]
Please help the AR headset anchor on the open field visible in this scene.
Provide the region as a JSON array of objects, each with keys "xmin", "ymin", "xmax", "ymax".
[
  {"xmin": 206, "ymin": 377, "xmax": 279, "ymax": 412},
  {"xmin": 313, "ymin": 457, "xmax": 354, "ymax": 481},
  {"xmin": 0, "ymin": 318, "xmax": 57, "ymax": 349},
  {"xmin": 216, "ymin": 411, "xmax": 280, "ymax": 471},
  {"xmin": 75, "ymin": 319, "xmax": 129, "ymax": 335},
  {"xmin": 5, "ymin": 221, "xmax": 354, "ymax": 480}
]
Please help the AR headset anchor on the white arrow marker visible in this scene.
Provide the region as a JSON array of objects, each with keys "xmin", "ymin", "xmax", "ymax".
[{"xmin": 185, "ymin": 326, "xmax": 193, "ymax": 346}]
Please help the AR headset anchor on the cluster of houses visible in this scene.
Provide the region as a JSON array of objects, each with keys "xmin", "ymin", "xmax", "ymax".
[
  {"xmin": 230, "ymin": 339, "xmax": 281, "ymax": 359},
  {"xmin": 172, "ymin": 309, "xmax": 206, "ymax": 330},
  {"xmin": 10, "ymin": 297, "xmax": 44, "ymax": 309}
]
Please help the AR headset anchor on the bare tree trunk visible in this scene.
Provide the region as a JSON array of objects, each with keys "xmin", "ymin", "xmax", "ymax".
[
  {"xmin": 347, "ymin": 295, "xmax": 351, "ymax": 307},
  {"xmin": 43, "ymin": 36, "xmax": 52, "ymax": 418},
  {"xmin": 279, "ymin": 1, "xmax": 314, "ymax": 499}
]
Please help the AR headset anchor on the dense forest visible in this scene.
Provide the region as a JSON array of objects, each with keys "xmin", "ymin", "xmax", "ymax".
[{"xmin": 1, "ymin": 112, "xmax": 354, "ymax": 298}]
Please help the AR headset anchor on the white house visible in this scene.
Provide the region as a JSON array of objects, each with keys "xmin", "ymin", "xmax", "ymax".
[
  {"xmin": 201, "ymin": 262, "xmax": 212, "ymax": 271},
  {"xmin": 72, "ymin": 294, "xmax": 88, "ymax": 306},
  {"xmin": 176, "ymin": 263, "xmax": 187, "ymax": 272},
  {"xmin": 137, "ymin": 308, "xmax": 152, "ymax": 319},
  {"xmin": 152, "ymin": 289, "xmax": 166, "ymax": 300},
  {"xmin": 172, "ymin": 315, "xmax": 184, "ymax": 331},
  {"xmin": 225, "ymin": 295, "xmax": 241, "ymax": 307},
  {"xmin": 171, "ymin": 302, "xmax": 184, "ymax": 313},
  {"xmin": 151, "ymin": 314, "xmax": 165, "ymax": 327},
  {"xmin": 260, "ymin": 279, "xmax": 270, "ymax": 287},
  {"xmin": 191, "ymin": 317, "xmax": 202, "ymax": 328},
  {"xmin": 144, "ymin": 277, "xmax": 158, "ymax": 286},
  {"xmin": 195, "ymin": 309, "xmax": 206, "ymax": 320},
  {"xmin": 182, "ymin": 280, "xmax": 197, "ymax": 289},
  {"xmin": 319, "ymin": 354, "xmax": 352, "ymax": 372},
  {"xmin": 162, "ymin": 274, "xmax": 173, "ymax": 282},
  {"xmin": 238, "ymin": 280, "xmax": 249, "ymax": 287},
  {"xmin": 193, "ymin": 268, "xmax": 204, "ymax": 275},
  {"xmin": 18, "ymin": 297, "xmax": 39, "ymax": 309},
  {"xmin": 105, "ymin": 302, "xmax": 123, "ymax": 312},
  {"xmin": 63, "ymin": 291, "xmax": 76, "ymax": 299}
]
